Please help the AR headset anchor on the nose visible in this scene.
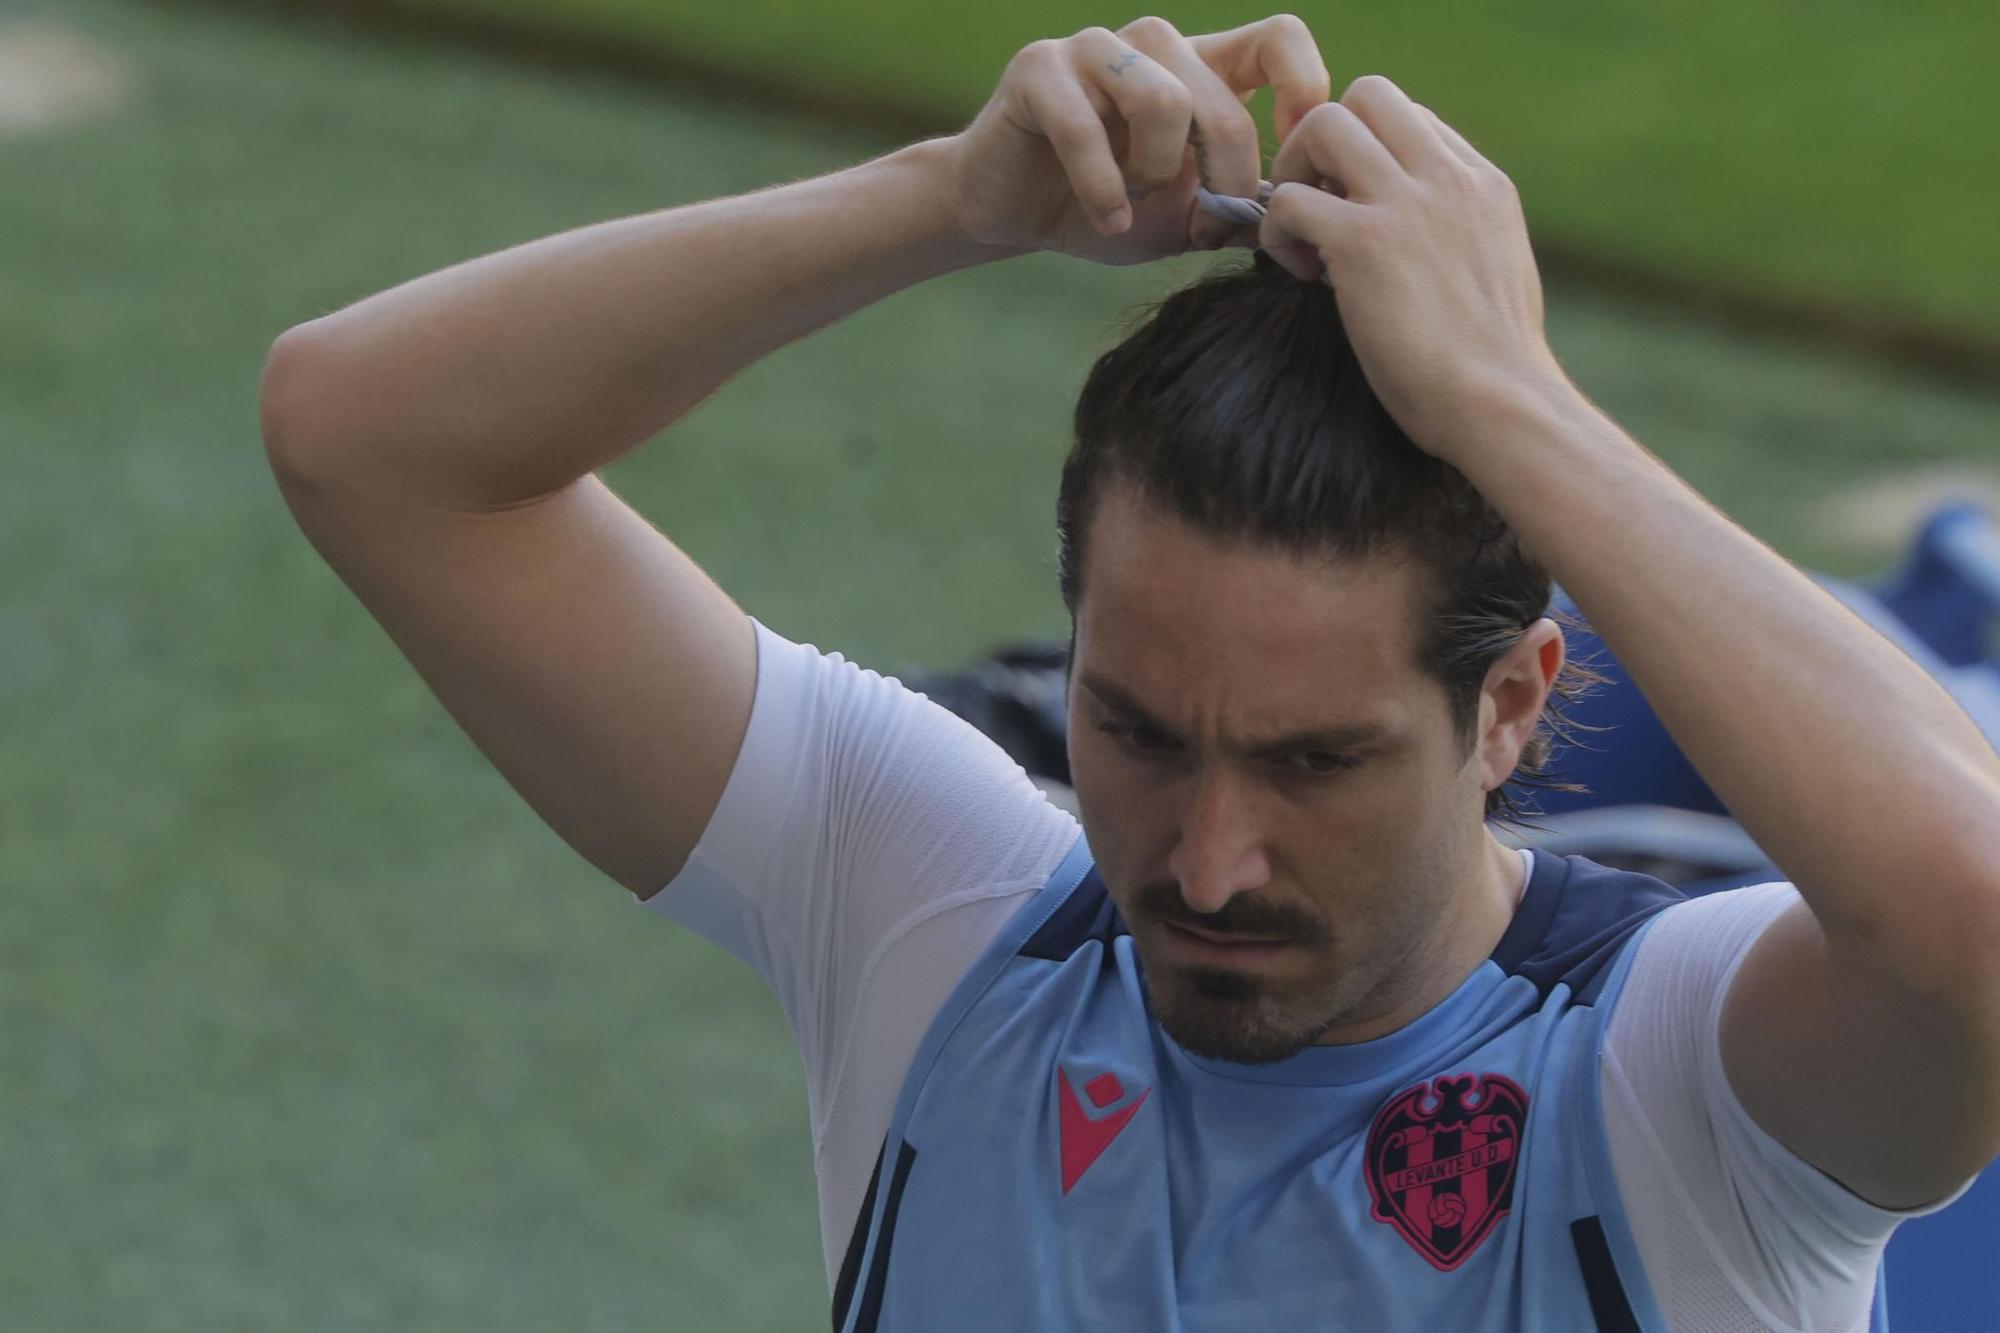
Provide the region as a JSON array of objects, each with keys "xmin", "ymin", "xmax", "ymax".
[{"xmin": 1167, "ymin": 767, "xmax": 1272, "ymax": 916}]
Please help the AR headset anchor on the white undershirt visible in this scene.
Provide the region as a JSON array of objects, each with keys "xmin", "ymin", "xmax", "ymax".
[{"xmin": 646, "ymin": 618, "xmax": 1974, "ymax": 1329}]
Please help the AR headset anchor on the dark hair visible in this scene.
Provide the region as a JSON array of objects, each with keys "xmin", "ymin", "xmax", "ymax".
[{"xmin": 1055, "ymin": 249, "xmax": 1609, "ymax": 828}]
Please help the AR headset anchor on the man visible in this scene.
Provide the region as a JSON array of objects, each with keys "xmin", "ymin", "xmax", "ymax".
[{"xmin": 260, "ymin": 14, "xmax": 2000, "ymax": 1329}]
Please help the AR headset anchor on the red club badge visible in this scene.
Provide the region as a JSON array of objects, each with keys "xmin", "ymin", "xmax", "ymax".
[{"xmin": 1364, "ymin": 1072, "xmax": 1528, "ymax": 1270}]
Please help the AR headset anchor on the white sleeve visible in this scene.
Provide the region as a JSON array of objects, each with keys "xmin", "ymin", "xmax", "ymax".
[
  {"xmin": 1602, "ymin": 883, "xmax": 1980, "ymax": 1332},
  {"xmin": 639, "ymin": 617, "xmax": 1079, "ymax": 1282}
]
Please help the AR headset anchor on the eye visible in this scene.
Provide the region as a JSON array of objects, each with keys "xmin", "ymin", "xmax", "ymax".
[
  {"xmin": 1096, "ymin": 720, "xmax": 1180, "ymax": 756},
  {"xmin": 1285, "ymin": 750, "xmax": 1358, "ymax": 777}
]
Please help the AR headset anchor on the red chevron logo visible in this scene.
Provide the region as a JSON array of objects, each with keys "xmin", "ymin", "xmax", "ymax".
[{"xmin": 1057, "ymin": 1068, "xmax": 1151, "ymax": 1194}]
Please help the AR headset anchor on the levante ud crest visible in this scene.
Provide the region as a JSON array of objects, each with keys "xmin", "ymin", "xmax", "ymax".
[{"xmin": 1364, "ymin": 1071, "xmax": 1529, "ymax": 1270}]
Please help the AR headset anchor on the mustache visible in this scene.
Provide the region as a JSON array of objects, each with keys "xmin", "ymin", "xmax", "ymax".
[{"xmin": 1131, "ymin": 880, "xmax": 1324, "ymax": 943}]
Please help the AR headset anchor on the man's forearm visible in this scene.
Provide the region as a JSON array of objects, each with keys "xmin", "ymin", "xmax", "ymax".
[
  {"xmin": 1455, "ymin": 377, "xmax": 2000, "ymax": 982},
  {"xmin": 262, "ymin": 134, "xmax": 1019, "ymax": 509}
]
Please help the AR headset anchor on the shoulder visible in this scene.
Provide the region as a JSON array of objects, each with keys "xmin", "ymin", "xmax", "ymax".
[
  {"xmin": 672, "ymin": 616, "xmax": 1079, "ymax": 899},
  {"xmin": 1601, "ymin": 880, "xmax": 1971, "ymax": 1331},
  {"xmin": 1620, "ymin": 879, "xmax": 1797, "ymax": 988},
  {"xmin": 1489, "ymin": 849, "xmax": 1684, "ymax": 1005}
]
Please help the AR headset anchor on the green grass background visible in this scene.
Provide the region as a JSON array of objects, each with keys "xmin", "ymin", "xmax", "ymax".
[
  {"xmin": 379, "ymin": 0, "xmax": 2000, "ymax": 345},
  {"xmin": 3, "ymin": 0, "xmax": 1998, "ymax": 1327}
]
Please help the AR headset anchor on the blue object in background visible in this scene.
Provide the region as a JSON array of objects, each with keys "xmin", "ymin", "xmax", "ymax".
[
  {"xmin": 1528, "ymin": 596, "xmax": 1724, "ymax": 819},
  {"xmin": 1532, "ymin": 499, "xmax": 2000, "ymax": 818},
  {"xmin": 1885, "ymin": 1165, "xmax": 2000, "ymax": 1332},
  {"xmin": 1878, "ymin": 500, "xmax": 2000, "ymax": 669}
]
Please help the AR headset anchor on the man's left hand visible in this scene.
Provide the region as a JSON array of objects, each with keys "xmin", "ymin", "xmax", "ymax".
[{"xmin": 1256, "ymin": 75, "xmax": 1568, "ymax": 461}]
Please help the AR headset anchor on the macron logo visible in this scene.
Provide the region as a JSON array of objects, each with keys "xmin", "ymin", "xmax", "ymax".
[{"xmin": 1057, "ymin": 1068, "xmax": 1151, "ymax": 1194}]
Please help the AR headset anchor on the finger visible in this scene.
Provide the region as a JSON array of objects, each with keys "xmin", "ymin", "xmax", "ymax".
[
  {"xmin": 1068, "ymin": 28, "xmax": 1195, "ymax": 202},
  {"xmin": 1419, "ymin": 102, "xmax": 1489, "ymax": 172},
  {"xmin": 1338, "ymin": 74, "xmax": 1457, "ymax": 180},
  {"xmin": 1013, "ymin": 49, "xmax": 1147, "ymax": 233},
  {"xmin": 1115, "ymin": 16, "xmax": 1263, "ymax": 248},
  {"xmin": 1256, "ymin": 179, "xmax": 1360, "ymax": 282},
  {"xmin": 1188, "ymin": 14, "xmax": 1333, "ymax": 145},
  {"xmin": 1267, "ymin": 99, "xmax": 1403, "ymax": 203}
]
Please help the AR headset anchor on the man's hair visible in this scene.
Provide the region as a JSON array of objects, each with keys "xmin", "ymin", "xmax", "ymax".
[{"xmin": 1055, "ymin": 249, "xmax": 1608, "ymax": 827}]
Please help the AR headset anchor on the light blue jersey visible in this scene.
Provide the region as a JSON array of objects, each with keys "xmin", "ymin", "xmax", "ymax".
[{"xmin": 830, "ymin": 834, "xmax": 1895, "ymax": 1332}]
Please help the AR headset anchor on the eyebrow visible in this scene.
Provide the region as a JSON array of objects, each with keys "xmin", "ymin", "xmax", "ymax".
[{"xmin": 1076, "ymin": 671, "xmax": 1394, "ymax": 754}]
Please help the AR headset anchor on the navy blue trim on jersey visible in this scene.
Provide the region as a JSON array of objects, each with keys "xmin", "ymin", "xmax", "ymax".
[
  {"xmin": 1018, "ymin": 864, "xmax": 1124, "ymax": 961},
  {"xmin": 1571, "ymin": 1215, "xmax": 1643, "ymax": 1333},
  {"xmin": 831, "ymin": 1140, "xmax": 885, "ymax": 1330},
  {"xmin": 852, "ymin": 1141, "xmax": 918, "ymax": 1333},
  {"xmin": 1490, "ymin": 849, "xmax": 1684, "ymax": 1004},
  {"xmin": 1573, "ymin": 904, "xmax": 1675, "ymax": 1331}
]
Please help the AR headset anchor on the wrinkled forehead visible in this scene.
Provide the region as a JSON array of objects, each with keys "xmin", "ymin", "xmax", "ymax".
[{"xmin": 1071, "ymin": 486, "xmax": 1435, "ymax": 726}]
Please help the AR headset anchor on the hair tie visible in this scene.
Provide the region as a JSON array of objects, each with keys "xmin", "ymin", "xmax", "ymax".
[{"xmin": 1192, "ymin": 178, "xmax": 1274, "ymax": 229}]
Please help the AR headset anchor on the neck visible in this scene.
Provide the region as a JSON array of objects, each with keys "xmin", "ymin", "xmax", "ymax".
[{"xmin": 1314, "ymin": 831, "xmax": 1526, "ymax": 1045}]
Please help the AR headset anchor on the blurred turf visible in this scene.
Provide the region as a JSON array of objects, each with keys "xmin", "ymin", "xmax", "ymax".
[
  {"xmin": 1, "ymin": 0, "xmax": 1997, "ymax": 1328},
  {"xmin": 343, "ymin": 0, "xmax": 2000, "ymax": 348}
]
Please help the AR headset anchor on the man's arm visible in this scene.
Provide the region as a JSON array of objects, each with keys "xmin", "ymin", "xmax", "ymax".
[
  {"xmin": 263, "ymin": 135, "xmax": 1015, "ymax": 511},
  {"xmin": 259, "ymin": 136, "xmax": 1019, "ymax": 897},
  {"xmin": 1258, "ymin": 73, "xmax": 2000, "ymax": 1212},
  {"xmin": 1458, "ymin": 381, "xmax": 2000, "ymax": 1209}
]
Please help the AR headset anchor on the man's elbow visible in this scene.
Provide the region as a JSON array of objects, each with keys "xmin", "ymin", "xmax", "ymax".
[
  {"xmin": 260, "ymin": 323, "xmax": 330, "ymax": 477},
  {"xmin": 260, "ymin": 319, "xmax": 371, "ymax": 500}
]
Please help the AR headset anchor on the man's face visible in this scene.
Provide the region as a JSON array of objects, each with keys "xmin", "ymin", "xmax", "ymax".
[{"xmin": 1066, "ymin": 483, "xmax": 1492, "ymax": 1064}]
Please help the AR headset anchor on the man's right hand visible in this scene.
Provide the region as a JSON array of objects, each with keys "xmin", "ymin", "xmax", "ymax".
[{"xmin": 939, "ymin": 15, "xmax": 1331, "ymax": 266}]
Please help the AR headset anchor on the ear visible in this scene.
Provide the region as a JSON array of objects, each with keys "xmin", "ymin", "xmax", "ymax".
[{"xmin": 1473, "ymin": 619, "xmax": 1565, "ymax": 794}]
